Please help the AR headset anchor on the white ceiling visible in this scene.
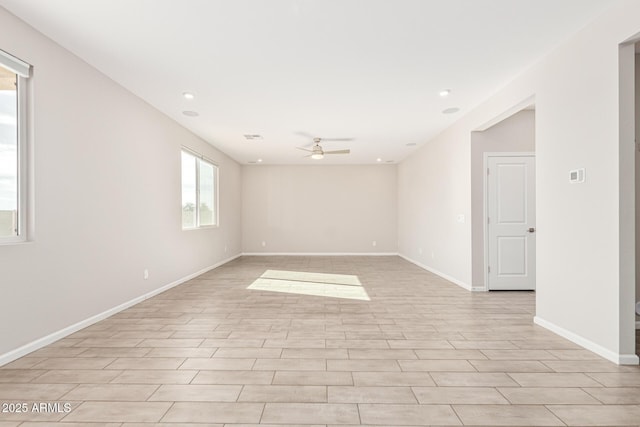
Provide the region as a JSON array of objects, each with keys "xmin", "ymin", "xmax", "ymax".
[{"xmin": 0, "ymin": 0, "xmax": 619, "ymax": 164}]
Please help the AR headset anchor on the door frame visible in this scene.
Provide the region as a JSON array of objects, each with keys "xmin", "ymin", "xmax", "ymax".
[
  {"xmin": 619, "ymin": 38, "xmax": 640, "ymax": 349},
  {"xmin": 483, "ymin": 152, "xmax": 536, "ymax": 291}
]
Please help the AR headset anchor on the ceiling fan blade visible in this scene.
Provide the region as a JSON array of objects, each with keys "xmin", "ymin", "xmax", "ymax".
[
  {"xmin": 324, "ymin": 149, "xmax": 350, "ymax": 155},
  {"xmin": 320, "ymin": 138, "xmax": 354, "ymax": 142},
  {"xmin": 294, "ymin": 131, "xmax": 316, "ymax": 139},
  {"xmin": 296, "ymin": 147, "xmax": 313, "ymax": 152}
]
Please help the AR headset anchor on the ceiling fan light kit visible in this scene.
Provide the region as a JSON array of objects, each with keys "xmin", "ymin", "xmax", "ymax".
[{"xmin": 296, "ymin": 136, "xmax": 351, "ymax": 160}]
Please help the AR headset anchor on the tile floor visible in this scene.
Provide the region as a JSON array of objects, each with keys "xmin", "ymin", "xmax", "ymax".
[{"xmin": 1, "ymin": 255, "xmax": 639, "ymax": 426}]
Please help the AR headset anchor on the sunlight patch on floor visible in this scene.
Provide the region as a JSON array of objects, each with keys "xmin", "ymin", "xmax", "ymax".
[{"xmin": 247, "ymin": 270, "xmax": 370, "ymax": 301}]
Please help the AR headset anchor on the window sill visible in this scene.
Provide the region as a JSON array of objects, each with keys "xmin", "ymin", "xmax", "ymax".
[
  {"xmin": 0, "ymin": 237, "xmax": 31, "ymax": 246},
  {"xmin": 182, "ymin": 225, "xmax": 219, "ymax": 231}
]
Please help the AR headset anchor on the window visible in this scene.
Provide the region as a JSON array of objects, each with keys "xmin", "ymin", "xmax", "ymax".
[
  {"xmin": 0, "ymin": 50, "xmax": 30, "ymax": 243},
  {"xmin": 181, "ymin": 149, "xmax": 218, "ymax": 229}
]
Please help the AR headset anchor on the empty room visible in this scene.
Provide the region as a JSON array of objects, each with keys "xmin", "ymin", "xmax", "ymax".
[{"xmin": 1, "ymin": 0, "xmax": 640, "ymax": 426}]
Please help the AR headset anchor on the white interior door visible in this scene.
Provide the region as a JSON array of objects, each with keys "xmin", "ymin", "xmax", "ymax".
[{"xmin": 487, "ymin": 155, "xmax": 536, "ymax": 290}]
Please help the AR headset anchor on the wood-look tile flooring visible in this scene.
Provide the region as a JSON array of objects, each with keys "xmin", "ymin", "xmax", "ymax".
[{"xmin": 1, "ymin": 255, "xmax": 640, "ymax": 426}]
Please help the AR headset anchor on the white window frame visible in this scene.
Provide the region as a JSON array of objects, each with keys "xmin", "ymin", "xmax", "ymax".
[
  {"xmin": 0, "ymin": 49, "xmax": 31, "ymax": 244},
  {"xmin": 181, "ymin": 147, "xmax": 219, "ymax": 229}
]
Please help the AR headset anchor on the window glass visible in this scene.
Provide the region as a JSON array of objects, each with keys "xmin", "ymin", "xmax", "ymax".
[
  {"xmin": 181, "ymin": 151, "xmax": 197, "ymax": 229},
  {"xmin": 181, "ymin": 149, "xmax": 218, "ymax": 229},
  {"xmin": 198, "ymin": 160, "xmax": 215, "ymax": 226},
  {"xmin": 0, "ymin": 65, "xmax": 17, "ymax": 238}
]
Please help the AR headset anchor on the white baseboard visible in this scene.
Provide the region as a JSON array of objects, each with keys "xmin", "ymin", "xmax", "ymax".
[
  {"xmin": 398, "ymin": 254, "xmax": 471, "ymax": 291},
  {"xmin": 0, "ymin": 254, "xmax": 241, "ymax": 367},
  {"xmin": 534, "ymin": 316, "xmax": 639, "ymax": 366},
  {"xmin": 242, "ymin": 252, "xmax": 399, "ymax": 256}
]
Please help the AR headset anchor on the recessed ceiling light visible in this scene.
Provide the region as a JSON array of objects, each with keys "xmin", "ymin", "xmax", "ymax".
[
  {"xmin": 183, "ymin": 92, "xmax": 195, "ymax": 100},
  {"xmin": 244, "ymin": 134, "xmax": 263, "ymax": 140},
  {"xmin": 442, "ymin": 107, "xmax": 460, "ymax": 115},
  {"xmin": 439, "ymin": 89, "xmax": 451, "ymax": 97},
  {"xmin": 376, "ymin": 158, "xmax": 382, "ymax": 162},
  {"xmin": 257, "ymin": 158, "xmax": 263, "ymax": 163},
  {"xmin": 406, "ymin": 142, "xmax": 417, "ymax": 146},
  {"xmin": 182, "ymin": 110, "xmax": 199, "ymax": 117}
]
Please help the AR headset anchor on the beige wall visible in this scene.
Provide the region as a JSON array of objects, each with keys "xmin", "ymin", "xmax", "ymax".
[
  {"xmin": 242, "ymin": 165, "xmax": 397, "ymax": 254},
  {"xmin": 398, "ymin": 122, "xmax": 471, "ymax": 287},
  {"xmin": 0, "ymin": 8, "xmax": 242, "ymax": 359},
  {"xmin": 399, "ymin": 1, "xmax": 640, "ymax": 362},
  {"xmin": 470, "ymin": 110, "xmax": 536, "ymax": 287}
]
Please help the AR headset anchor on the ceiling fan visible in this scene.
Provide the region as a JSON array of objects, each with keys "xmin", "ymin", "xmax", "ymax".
[{"xmin": 296, "ymin": 137, "xmax": 351, "ymax": 160}]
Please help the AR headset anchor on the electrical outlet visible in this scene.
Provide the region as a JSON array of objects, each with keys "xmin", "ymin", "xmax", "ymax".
[
  {"xmin": 431, "ymin": 251, "xmax": 435, "ymax": 259},
  {"xmin": 143, "ymin": 269, "xmax": 149, "ymax": 280},
  {"xmin": 418, "ymin": 248, "xmax": 423, "ymax": 255},
  {"xmin": 261, "ymin": 241, "xmax": 266, "ymax": 247},
  {"xmin": 372, "ymin": 240, "xmax": 377, "ymax": 247},
  {"xmin": 224, "ymin": 245, "xmax": 228, "ymax": 253}
]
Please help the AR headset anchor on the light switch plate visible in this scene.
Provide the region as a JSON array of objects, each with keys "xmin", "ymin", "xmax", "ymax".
[{"xmin": 569, "ymin": 168, "xmax": 585, "ymax": 183}]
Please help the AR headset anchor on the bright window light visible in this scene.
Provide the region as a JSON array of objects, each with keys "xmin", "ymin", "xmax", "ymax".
[
  {"xmin": 181, "ymin": 149, "xmax": 218, "ymax": 229},
  {"xmin": 247, "ymin": 270, "xmax": 370, "ymax": 301},
  {"xmin": 0, "ymin": 50, "xmax": 30, "ymax": 243}
]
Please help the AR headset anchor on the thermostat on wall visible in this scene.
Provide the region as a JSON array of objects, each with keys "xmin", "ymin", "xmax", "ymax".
[{"xmin": 569, "ymin": 168, "xmax": 585, "ymax": 183}]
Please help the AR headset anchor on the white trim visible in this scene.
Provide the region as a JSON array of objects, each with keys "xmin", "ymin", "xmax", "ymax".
[
  {"xmin": 242, "ymin": 252, "xmax": 399, "ymax": 256},
  {"xmin": 17, "ymin": 74, "xmax": 28, "ymax": 241},
  {"xmin": 534, "ymin": 316, "xmax": 639, "ymax": 366},
  {"xmin": 0, "ymin": 49, "xmax": 31, "ymax": 77},
  {"xmin": 398, "ymin": 254, "xmax": 472, "ymax": 291},
  {"xmin": 636, "ymin": 320, "xmax": 640, "ymax": 329},
  {"xmin": 619, "ymin": 353, "xmax": 640, "ymax": 365},
  {"xmin": 181, "ymin": 145, "xmax": 217, "ymax": 166},
  {"xmin": 0, "ymin": 254, "xmax": 241, "ymax": 367}
]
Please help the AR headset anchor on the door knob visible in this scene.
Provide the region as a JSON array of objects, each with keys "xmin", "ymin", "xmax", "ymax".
[{"xmin": 527, "ymin": 227, "xmax": 535, "ymax": 233}]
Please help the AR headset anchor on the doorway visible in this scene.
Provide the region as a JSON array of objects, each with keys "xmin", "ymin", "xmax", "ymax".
[
  {"xmin": 619, "ymin": 37, "xmax": 640, "ymax": 361},
  {"xmin": 485, "ymin": 154, "xmax": 536, "ymax": 290},
  {"xmin": 470, "ymin": 103, "xmax": 536, "ymax": 291}
]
